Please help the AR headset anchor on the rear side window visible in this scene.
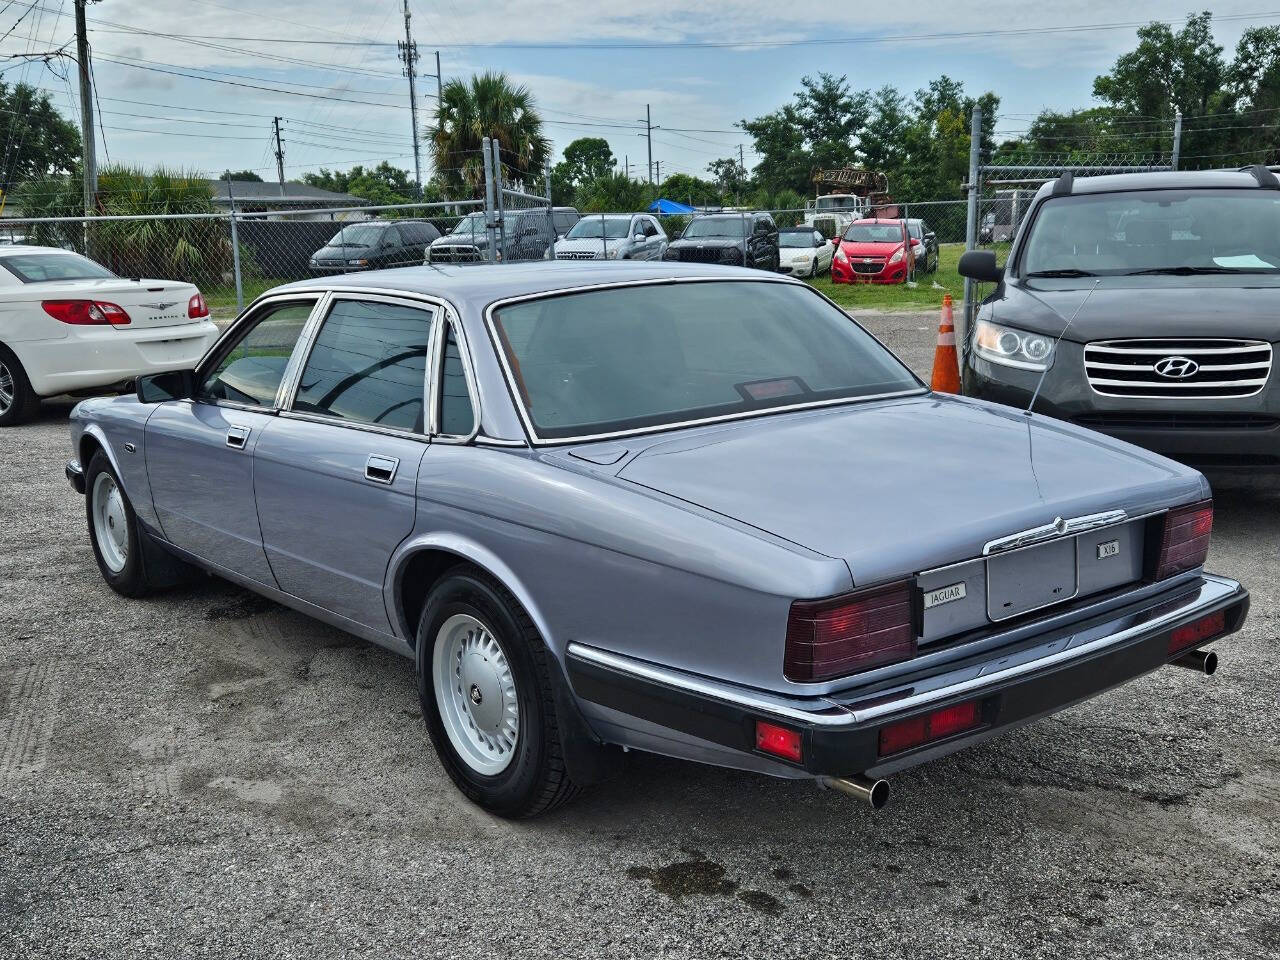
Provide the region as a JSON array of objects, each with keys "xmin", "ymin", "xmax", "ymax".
[
  {"xmin": 293, "ymin": 299, "xmax": 434, "ymax": 432},
  {"xmin": 438, "ymin": 323, "xmax": 475, "ymax": 436},
  {"xmin": 1, "ymin": 252, "xmax": 116, "ymax": 282},
  {"xmin": 200, "ymin": 301, "xmax": 314, "ymax": 407}
]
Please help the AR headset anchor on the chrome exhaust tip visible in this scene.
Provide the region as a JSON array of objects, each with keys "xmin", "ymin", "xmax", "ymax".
[
  {"xmin": 1172, "ymin": 648, "xmax": 1218, "ymax": 675},
  {"xmin": 818, "ymin": 775, "xmax": 891, "ymax": 810}
]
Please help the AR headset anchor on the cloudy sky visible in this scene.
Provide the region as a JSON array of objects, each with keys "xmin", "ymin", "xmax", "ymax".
[{"xmin": 2, "ymin": 1, "xmax": 1271, "ymax": 185}]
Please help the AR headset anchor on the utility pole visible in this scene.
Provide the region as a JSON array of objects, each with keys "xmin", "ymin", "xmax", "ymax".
[
  {"xmin": 645, "ymin": 104, "xmax": 653, "ymax": 184},
  {"xmin": 272, "ymin": 117, "xmax": 286, "ymax": 195},
  {"xmin": 738, "ymin": 144, "xmax": 745, "ymax": 178},
  {"xmin": 74, "ymin": 0, "xmax": 96, "ymax": 219},
  {"xmin": 653, "ymin": 159, "xmax": 662, "ymax": 186},
  {"xmin": 961, "ymin": 103, "xmax": 982, "ymax": 355},
  {"xmin": 1171, "ymin": 109, "xmax": 1183, "ymax": 171},
  {"xmin": 397, "ymin": 0, "xmax": 423, "ymax": 198}
]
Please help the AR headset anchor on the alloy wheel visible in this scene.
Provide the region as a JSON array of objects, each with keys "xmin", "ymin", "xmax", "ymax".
[{"xmin": 432, "ymin": 613, "xmax": 520, "ymax": 775}]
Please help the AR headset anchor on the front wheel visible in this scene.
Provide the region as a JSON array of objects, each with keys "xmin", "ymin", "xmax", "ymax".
[
  {"xmin": 417, "ymin": 568, "xmax": 580, "ymax": 817},
  {"xmin": 85, "ymin": 451, "xmax": 152, "ymax": 597}
]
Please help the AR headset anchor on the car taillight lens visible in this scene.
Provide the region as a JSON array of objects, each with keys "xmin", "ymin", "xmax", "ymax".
[
  {"xmin": 1155, "ymin": 499, "xmax": 1213, "ymax": 580},
  {"xmin": 1168, "ymin": 609, "xmax": 1226, "ymax": 655},
  {"xmin": 878, "ymin": 700, "xmax": 982, "ymax": 756},
  {"xmin": 754, "ymin": 720, "xmax": 803, "ymax": 763},
  {"xmin": 188, "ymin": 292, "xmax": 209, "ymax": 319},
  {"xmin": 41, "ymin": 299, "xmax": 131, "ymax": 325},
  {"xmin": 784, "ymin": 581, "xmax": 916, "ymax": 682}
]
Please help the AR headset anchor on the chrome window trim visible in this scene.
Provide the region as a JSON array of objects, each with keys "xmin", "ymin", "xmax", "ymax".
[
  {"xmin": 191, "ymin": 292, "xmax": 327, "ymax": 413},
  {"xmin": 483, "ymin": 275, "xmax": 927, "ymax": 446},
  {"xmin": 429, "ymin": 308, "xmax": 482, "ymax": 444},
  {"xmin": 279, "ymin": 290, "xmax": 442, "ymax": 436}
]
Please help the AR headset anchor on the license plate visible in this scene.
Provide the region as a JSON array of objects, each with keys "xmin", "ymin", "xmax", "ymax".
[
  {"xmin": 1096, "ymin": 539, "xmax": 1120, "ymax": 559},
  {"xmin": 986, "ymin": 538, "xmax": 1078, "ymax": 621},
  {"xmin": 924, "ymin": 582, "xmax": 967, "ymax": 609}
]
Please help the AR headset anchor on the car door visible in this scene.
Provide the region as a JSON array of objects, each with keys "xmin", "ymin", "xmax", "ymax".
[
  {"xmin": 145, "ymin": 296, "xmax": 320, "ymax": 585},
  {"xmin": 642, "ymin": 217, "xmax": 664, "ymax": 259},
  {"xmin": 815, "ymin": 229, "xmax": 833, "ymax": 273},
  {"xmin": 252, "ymin": 294, "xmax": 436, "ymax": 634}
]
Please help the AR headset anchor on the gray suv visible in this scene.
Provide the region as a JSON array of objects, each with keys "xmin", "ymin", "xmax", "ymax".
[
  {"xmin": 553, "ymin": 214, "xmax": 668, "ymax": 261},
  {"xmin": 960, "ymin": 166, "xmax": 1280, "ymax": 468},
  {"xmin": 426, "ymin": 207, "xmax": 580, "ymax": 264}
]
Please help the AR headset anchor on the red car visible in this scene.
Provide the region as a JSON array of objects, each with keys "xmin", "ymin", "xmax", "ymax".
[{"xmin": 831, "ymin": 219, "xmax": 915, "ymax": 284}]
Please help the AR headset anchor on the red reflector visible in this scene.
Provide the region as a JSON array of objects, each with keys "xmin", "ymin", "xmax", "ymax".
[
  {"xmin": 1168, "ymin": 609, "xmax": 1226, "ymax": 655},
  {"xmin": 42, "ymin": 299, "xmax": 131, "ymax": 326},
  {"xmin": 879, "ymin": 699, "xmax": 983, "ymax": 757},
  {"xmin": 1155, "ymin": 500, "xmax": 1213, "ymax": 580},
  {"xmin": 755, "ymin": 721, "xmax": 803, "ymax": 763},
  {"xmin": 785, "ymin": 581, "xmax": 916, "ymax": 682},
  {"xmin": 188, "ymin": 292, "xmax": 209, "ymax": 319}
]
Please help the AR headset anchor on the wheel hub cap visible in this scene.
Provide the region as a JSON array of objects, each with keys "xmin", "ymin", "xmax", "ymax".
[
  {"xmin": 432, "ymin": 613, "xmax": 519, "ymax": 775},
  {"xmin": 91, "ymin": 473, "xmax": 129, "ymax": 573}
]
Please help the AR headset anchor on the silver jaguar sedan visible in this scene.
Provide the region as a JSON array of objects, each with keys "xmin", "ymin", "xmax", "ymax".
[{"xmin": 65, "ymin": 262, "xmax": 1248, "ymax": 818}]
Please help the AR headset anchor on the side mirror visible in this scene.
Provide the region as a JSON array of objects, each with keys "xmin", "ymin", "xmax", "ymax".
[
  {"xmin": 634, "ymin": 233, "xmax": 645, "ymax": 242},
  {"xmin": 957, "ymin": 250, "xmax": 1003, "ymax": 283},
  {"xmin": 137, "ymin": 368, "xmax": 195, "ymax": 403}
]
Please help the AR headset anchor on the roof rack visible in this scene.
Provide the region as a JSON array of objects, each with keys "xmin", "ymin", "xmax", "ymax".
[
  {"xmin": 1243, "ymin": 164, "xmax": 1280, "ymax": 188},
  {"xmin": 1050, "ymin": 171, "xmax": 1074, "ymax": 197}
]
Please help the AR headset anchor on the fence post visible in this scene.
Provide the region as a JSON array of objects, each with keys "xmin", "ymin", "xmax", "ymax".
[
  {"xmin": 482, "ymin": 136, "xmax": 498, "ymax": 264},
  {"xmin": 962, "ymin": 103, "xmax": 982, "ymax": 358},
  {"xmin": 1171, "ymin": 109, "xmax": 1183, "ymax": 171},
  {"xmin": 742, "ymin": 211, "xmax": 748, "ymax": 266},
  {"xmin": 490, "ymin": 138, "xmax": 507, "ymax": 259},
  {"xmin": 226, "ymin": 180, "xmax": 244, "ymax": 312},
  {"xmin": 544, "ymin": 159, "xmax": 555, "ymax": 260}
]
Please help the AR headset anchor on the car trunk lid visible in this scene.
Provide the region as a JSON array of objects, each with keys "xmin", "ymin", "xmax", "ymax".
[{"xmin": 27, "ymin": 278, "xmax": 199, "ymax": 330}]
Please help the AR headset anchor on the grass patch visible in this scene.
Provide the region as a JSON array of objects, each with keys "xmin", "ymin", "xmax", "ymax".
[{"xmin": 205, "ymin": 278, "xmax": 279, "ymax": 318}]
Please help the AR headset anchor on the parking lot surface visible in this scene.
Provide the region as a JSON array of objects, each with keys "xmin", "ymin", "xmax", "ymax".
[{"xmin": 2, "ymin": 310, "xmax": 1278, "ymax": 959}]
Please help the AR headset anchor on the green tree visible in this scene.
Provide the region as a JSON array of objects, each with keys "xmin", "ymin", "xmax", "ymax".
[
  {"xmin": 430, "ymin": 71, "xmax": 550, "ymax": 199},
  {"xmin": 794, "ymin": 72, "xmax": 868, "ymax": 173},
  {"xmin": 0, "ymin": 82, "xmax": 81, "ymax": 191},
  {"xmin": 574, "ymin": 171, "xmax": 656, "ymax": 212},
  {"xmin": 220, "ymin": 169, "xmax": 263, "ymax": 182},
  {"xmin": 558, "ymin": 137, "xmax": 615, "ymax": 186},
  {"xmin": 739, "ymin": 105, "xmax": 809, "ymax": 195},
  {"xmin": 706, "ymin": 157, "xmax": 746, "ymax": 199},
  {"xmin": 653, "ymin": 171, "xmax": 721, "ymax": 207},
  {"xmin": 302, "ymin": 162, "xmax": 419, "ymax": 205},
  {"xmin": 858, "ymin": 86, "xmax": 909, "ymax": 172},
  {"xmin": 1093, "ymin": 13, "xmax": 1227, "ymax": 120}
]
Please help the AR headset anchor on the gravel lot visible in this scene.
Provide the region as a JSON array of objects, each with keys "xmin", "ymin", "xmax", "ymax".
[{"xmin": 2, "ymin": 309, "xmax": 1278, "ymax": 959}]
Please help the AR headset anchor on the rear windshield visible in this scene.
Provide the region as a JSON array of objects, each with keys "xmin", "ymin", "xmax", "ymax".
[
  {"xmin": 1021, "ymin": 188, "xmax": 1280, "ymax": 276},
  {"xmin": 780, "ymin": 230, "xmax": 818, "ymax": 248},
  {"xmin": 0, "ymin": 252, "xmax": 116, "ymax": 283},
  {"xmin": 842, "ymin": 223, "xmax": 904, "ymax": 244},
  {"xmin": 491, "ymin": 280, "xmax": 920, "ymax": 440}
]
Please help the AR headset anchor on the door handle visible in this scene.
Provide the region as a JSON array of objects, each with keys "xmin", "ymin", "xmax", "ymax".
[
  {"xmin": 226, "ymin": 425, "xmax": 251, "ymax": 449},
  {"xmin": 365, "ymin": 454, "xmax": 399, "ymax": 485}
]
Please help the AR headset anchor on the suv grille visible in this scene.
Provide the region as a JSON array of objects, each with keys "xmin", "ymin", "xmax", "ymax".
[
  {"xmin": 1083, "ymin": 338, "xmax": 1272, "ymax": 399},
  {"xmin": 428, "ymin": 245, "xmax": 482, "ymax": 263},
  {"xmin": 555, "ymin": 250, "xmax": 600, "ymax": 260},
  {"xmin": 673, "ymin": 247, "xmax": 737, "ymax": 264}
]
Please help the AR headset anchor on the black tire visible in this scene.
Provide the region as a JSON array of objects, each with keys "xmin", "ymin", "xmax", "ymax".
[
  {"xmin": 84, "ymin": 451, "xmax": 152, "ymax": 597},
  {"xmin": 416, "ymin": 567, "xmax": 580, "ymax": 818},
  {"xmin": 0, "ymin": 344, "xmax": 39, "ymax": 427}
]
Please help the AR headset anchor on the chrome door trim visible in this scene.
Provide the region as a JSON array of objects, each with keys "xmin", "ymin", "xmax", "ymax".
[
  {"xmin": 429, "ymin": 310, "xmax": 482, "ymax": 445},
  {"xmin": 276, "ymin": 408, "xmax": 430, "ymax": 444},
  {"xmin": 982, "ymin": 509, "xmax": 1129, "ymax": 556}
]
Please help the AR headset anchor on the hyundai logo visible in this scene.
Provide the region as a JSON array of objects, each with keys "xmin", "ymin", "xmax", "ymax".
[{"xmin": 1154, "ymin": 356, "xmax": 1200, "ymax": 379}]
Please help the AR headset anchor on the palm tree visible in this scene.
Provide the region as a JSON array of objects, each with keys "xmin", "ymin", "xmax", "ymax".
[{"xmin": 430, "ymin": 72, "xmax": 551, "ymax": 199}]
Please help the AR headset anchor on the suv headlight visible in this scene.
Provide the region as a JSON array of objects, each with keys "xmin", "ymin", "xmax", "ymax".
[{"xmin": 973, "ymin": 319, "xmax": 1055, "ymax": 371}]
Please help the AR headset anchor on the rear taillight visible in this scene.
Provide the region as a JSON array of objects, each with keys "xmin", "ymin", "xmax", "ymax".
[
  {"xmin": 784, "ymin": 580, "xmax": 916, "ymax": 682},
  {"xmin": 1155, "ymin": 499, "xmax": 1213, "ymax": 580},
  {"xmin": 878, "ymin": 699, "xmax": 982, "ymax": 757},
  {"xmin": 1168, "ymin": 609, "xmax": 1226, "ymax": 655},
  {"xmin": 42, "ymin": 299, "xmax": 131, "ymax": 326},
  {"xmin": 188, "ymin": 292, "xmax": 209, "ymax": 319}
]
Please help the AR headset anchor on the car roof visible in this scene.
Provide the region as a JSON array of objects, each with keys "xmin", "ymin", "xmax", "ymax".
[
  {"xmin": 0, "ymin": 244, "xmax": 78, "ymax": 256},
  {"xmin": 1036, "ymin": 168, "xmax": 1270, "ymax": 199},
  {"xmin": 273, "ymin": 261, "xmax": 796, "ymax": 310}
]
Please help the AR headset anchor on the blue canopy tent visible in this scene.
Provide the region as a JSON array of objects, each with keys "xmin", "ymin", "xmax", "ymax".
[{"xmin": 648, "ymin": 198, "xmax": 696, "ymax": 215}]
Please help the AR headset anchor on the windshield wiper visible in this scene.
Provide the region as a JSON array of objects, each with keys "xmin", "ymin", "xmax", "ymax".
[
  {"xmin": 1126, "ymin": 265, "xmax": 1256, "ymax": 275},
  {"xmin": 1025, "ymin": 268, "xmax": 1097, "ymax": 278}
]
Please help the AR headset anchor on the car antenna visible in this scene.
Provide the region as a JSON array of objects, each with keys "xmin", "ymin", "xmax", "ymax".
[{"xmin": 1025, "ymin": 278, "xmax": 1102, "ymax": 416}]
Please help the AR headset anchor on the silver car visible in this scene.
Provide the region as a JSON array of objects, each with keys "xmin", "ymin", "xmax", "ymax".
[
  {"xmin": 554, "ymin": 214, "xmax": 667, "ymax": 261},
  {"xmin": 66, "ymin": 262, "xmax": 1248, "ymax": 818}
]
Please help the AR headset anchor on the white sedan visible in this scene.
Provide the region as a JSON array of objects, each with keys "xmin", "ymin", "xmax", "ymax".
[
  {"xmin": 778, "ymin": 227, "xmax": 835, "ymax": 278},
  {"xmin": 0, "ymin": 246, "xmax": 218, "ymax": 425}
]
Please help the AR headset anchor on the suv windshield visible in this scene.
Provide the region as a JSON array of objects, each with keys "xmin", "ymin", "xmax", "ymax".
[
  {"xmin": 682, "ymin": 217, "xmax": 747, "ymax": 239},
  {"xmin": 843, "ymin": 223, "xmax": 904, "ymax": 244},
  {"xmin": 448, "ymin": 212, "xmax": 487, "ymax": 237},
  {"xmin": 0, "ymin": 252, "xmax": 116, "ymax": 283},
  {"xmin": 330, "ymin": 223, "xmax": 386, "ymax": 248},
  {"xmin": 492, "ymin": 280, "xmax": 920, "ymax": 440},
  {"xmin": 1022, "ymin": 188, "xmax": 1280, "ymax": 276},
  {"xmin": 567, "ymin": 217, "xmax": 630, "ymax": 240}
]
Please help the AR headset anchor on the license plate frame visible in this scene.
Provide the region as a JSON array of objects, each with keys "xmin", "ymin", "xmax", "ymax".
[{"xmin": 986, "ymin": 537, "xmax": 1079, "ymax": 622}]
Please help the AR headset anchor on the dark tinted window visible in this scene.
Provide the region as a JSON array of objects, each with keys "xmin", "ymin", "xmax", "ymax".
[
  {"xmin": 293, "ymin": 299, "xmax": 433, "ymax": 432},
  {"xmin": 200, "ymin": 302, "xmax": 314, "ymax": 407},
  {"xmin": 439, "ymin": 323, "xmax": 475, "ymax": 436},
  {"xmin": 493, "ymin": 281, "xmax": 919, "ymax": 439},
  {"xmin": 1, "ymin": 252, "xmax": 116, "ymax": 282}
]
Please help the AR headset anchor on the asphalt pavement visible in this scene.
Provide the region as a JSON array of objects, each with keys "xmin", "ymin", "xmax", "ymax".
[{"xmin": 1, "ymin": 309, "xmax": 1277, "ymax": 959}]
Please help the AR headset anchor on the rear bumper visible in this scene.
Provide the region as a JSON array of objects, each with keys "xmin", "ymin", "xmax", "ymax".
[
  {"xmin": 566, "ymin": 573, "xmax": 1248, "ymax": 779},
  {"xmin": 16, "ymin": 321, "xmax": 218, "ymax": 397}
]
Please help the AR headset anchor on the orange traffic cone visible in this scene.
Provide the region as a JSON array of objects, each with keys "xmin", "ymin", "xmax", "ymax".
[{"xmin": 930, "ymin": 294, "xmax": 962, "ymax": 394}]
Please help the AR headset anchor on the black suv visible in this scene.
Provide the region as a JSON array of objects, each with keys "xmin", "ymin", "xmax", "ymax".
[
  {"xmin": 309, "ymin": 220, "xmax": 441, "ymax": 273},
  {"xmin": 959, "ymin": 167, "xmax": 1280, "ymax": 468},
  {"xmin": 426, "ymin": 207, "xmax": 580, "ymax": 264},
  {"xmin": 663, "ymin": 212, "xmax": 780, "ymax": 271}
]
